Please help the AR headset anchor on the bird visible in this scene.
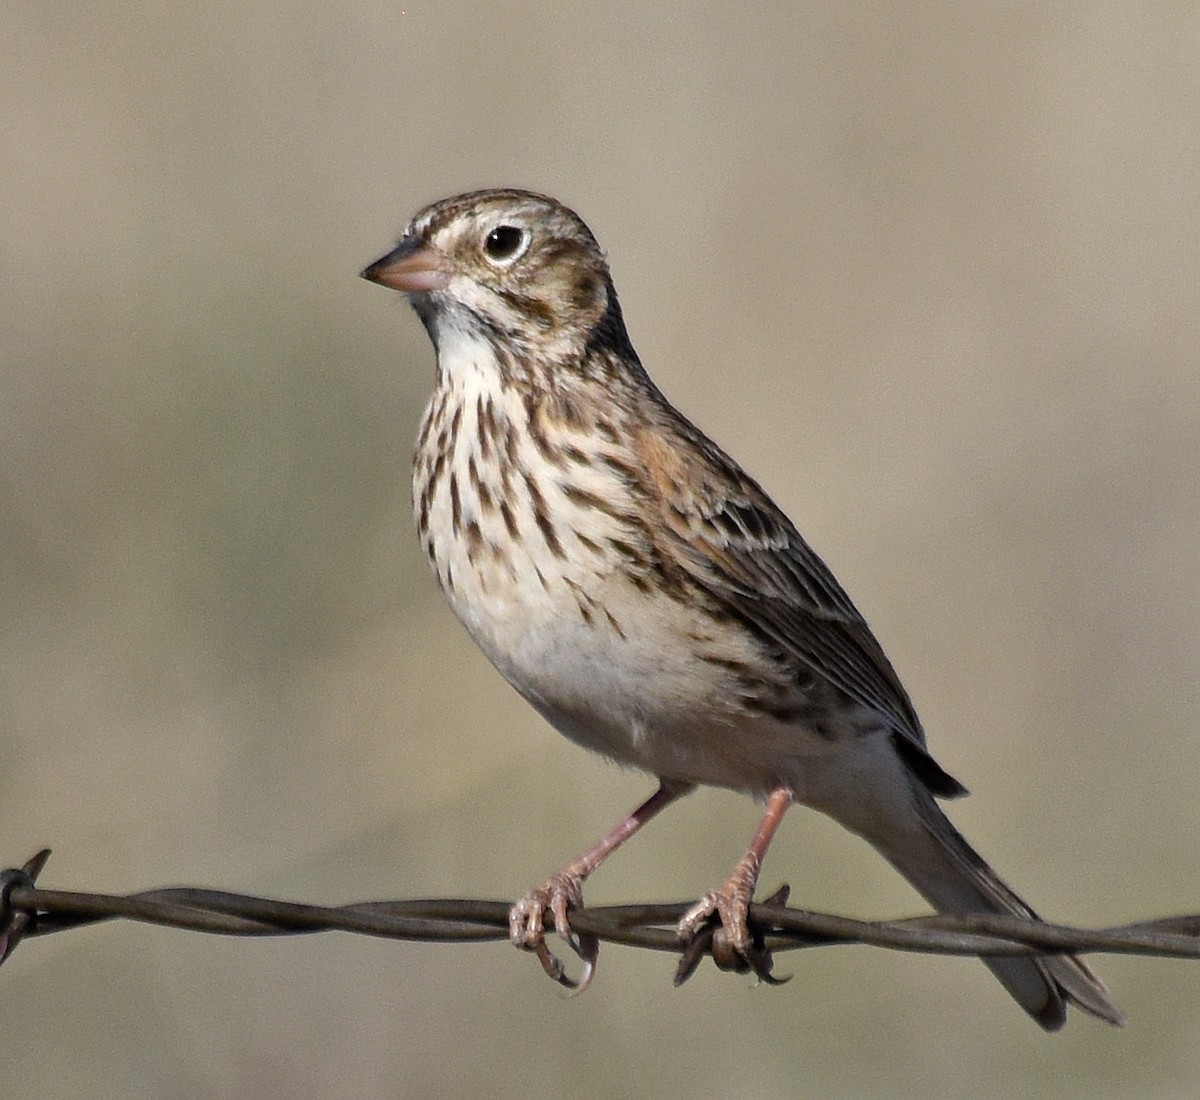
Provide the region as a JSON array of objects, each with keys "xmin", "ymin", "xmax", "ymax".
[{"xmin": 361, "ymin": 188, "xmax": 1123, "ymax": 1030}]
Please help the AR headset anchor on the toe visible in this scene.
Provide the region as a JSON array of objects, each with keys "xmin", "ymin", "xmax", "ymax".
[
  {"xmin": 676, "ymin": 891, "xmax": 720, "ymax": 941},
  {"xmin": 508, "ymin": 872, "xmax": 599, "ymax": 991},
  {"xmin": 674, "ymin": 883, "xmax": 788, "ymax": 985},
  {"xmin": 509, "ymin": 892, "xmax": 547, "ymax": 947}
]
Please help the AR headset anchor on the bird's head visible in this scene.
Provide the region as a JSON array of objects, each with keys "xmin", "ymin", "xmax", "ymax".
[{"xmin": 362, "ymin": 189, "xmax": 629, "ymax": 366}]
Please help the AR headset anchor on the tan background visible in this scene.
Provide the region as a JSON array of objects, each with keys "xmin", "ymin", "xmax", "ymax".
[{"xmin": 3, "ymin": 3, "xmax": 1199, "ymax": 1097}]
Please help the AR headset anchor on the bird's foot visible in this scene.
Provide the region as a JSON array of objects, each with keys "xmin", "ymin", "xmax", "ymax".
[
  {"xmin": 509, "ymin": 870, "xmax": 599, "ymax": 993},
  {"xmin": 675, "ymin": 882, "xmax": 790, "ymax": 987}
]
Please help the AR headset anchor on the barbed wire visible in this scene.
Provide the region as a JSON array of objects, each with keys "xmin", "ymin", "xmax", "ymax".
[{"xmin": 4, "ymin": 850, "xmax": 1200, "ymax": 987}]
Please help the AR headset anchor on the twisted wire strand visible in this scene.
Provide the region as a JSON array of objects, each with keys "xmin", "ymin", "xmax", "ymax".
[{"xmin": 3, "ymin": 850, "xmax": 1199, "ymax": 976}]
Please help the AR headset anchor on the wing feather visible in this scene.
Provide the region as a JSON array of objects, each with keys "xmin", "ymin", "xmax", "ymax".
[{"xmin": 635, "ymin": 412, "xmax": 933, "ymax": 755}]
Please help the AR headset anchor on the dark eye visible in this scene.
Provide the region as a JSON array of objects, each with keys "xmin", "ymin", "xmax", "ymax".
[{"xmin": 482, "ymin": 224, "xmax": 530, "ymax": 265}]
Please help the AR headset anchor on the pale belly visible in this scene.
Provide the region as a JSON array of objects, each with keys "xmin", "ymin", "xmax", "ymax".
[
  {"xmin": 427, "ymin": 524, "xmax": 849, "ymax": 795},
  {"xmin": 442, "ymin": 540, "xmax": 722, "ymax": 766}
]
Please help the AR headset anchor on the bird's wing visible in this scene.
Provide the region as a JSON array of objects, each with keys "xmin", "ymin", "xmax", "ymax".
[{"xmin": 634, "ymin": 412, "xmax": 964, "ymax": 796}]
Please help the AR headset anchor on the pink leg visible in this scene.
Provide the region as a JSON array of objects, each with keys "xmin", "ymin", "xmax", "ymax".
[
  {"xmin": 510, "ymin": 780, "xmax": 693, "ymax": 990},
  {"xmin": 678, "ymin": 786, "xmax": 794, "ymax": 960}
]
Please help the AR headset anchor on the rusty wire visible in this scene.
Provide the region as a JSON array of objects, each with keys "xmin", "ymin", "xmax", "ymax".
[{"xmin": 3, "ymin": 850, "xmax": 1200, "ymax": 985}]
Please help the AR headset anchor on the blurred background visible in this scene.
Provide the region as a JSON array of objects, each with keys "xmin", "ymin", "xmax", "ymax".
[{"xmin": 3, "ymin": 3, "xmax": 1199, "ymax": 1097}]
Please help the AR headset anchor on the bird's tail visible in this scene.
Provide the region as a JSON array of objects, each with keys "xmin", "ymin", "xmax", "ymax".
[{"xmin": 847, "ymin": 787, "xmax": 1124, "ymax": 1030}]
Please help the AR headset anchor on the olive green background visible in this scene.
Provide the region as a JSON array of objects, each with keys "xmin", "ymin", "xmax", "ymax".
[{"xmin": 3, "ymin": 4, "xmax": 1199, "ymax": 1098}]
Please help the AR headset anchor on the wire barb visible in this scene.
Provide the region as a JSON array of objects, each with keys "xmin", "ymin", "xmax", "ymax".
[
  {"xmin": 3, "ymin": 851, "xmax": 1200, "ymax": 988},
  {"xmin": 0, "ymin": 849, "xmax": 52, "ymax": 966}
]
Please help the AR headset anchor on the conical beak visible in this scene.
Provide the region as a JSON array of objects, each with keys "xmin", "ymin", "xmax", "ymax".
[{"xmin": 360, "ymin": 237, "xmax": 452, "ymax": 293}]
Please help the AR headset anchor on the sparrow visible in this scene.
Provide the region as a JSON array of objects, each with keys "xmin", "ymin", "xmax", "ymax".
[{"xmin": 361, "ymin": 188, "xmax": 1123, "ymax": 1030}]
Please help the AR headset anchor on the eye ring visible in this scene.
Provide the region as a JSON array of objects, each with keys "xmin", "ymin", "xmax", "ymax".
[{"xmin": 482, "ymin": 224, "xmax": 530, "ymax": 266}]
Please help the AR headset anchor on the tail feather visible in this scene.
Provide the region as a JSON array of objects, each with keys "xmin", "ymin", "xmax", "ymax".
[{"xmin": 856, "ymin": 789, "xmax": 1124, "ymax": 1030}]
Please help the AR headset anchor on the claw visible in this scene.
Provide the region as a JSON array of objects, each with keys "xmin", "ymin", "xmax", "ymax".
[
  {"xmin": 509, "ymin": 871, "xmax": 599, "ymax": 993},
  {"xmin": 678, "ymin": 888, "xmax": 753, "ymax": 955},
  {"xmin": 530, "ymin": 937, "xmax": 598, "ymax": 993},
  {"xmin": 674, "ymin": 882, "xmax": 791, "ymax": 987}
]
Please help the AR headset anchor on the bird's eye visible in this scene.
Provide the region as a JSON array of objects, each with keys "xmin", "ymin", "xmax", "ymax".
[{"xmin": 482, "ymin": 224, "xmax": 530, "ymax": 266}]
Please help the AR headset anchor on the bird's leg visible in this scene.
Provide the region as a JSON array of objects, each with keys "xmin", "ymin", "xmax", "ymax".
[
  {"xmin": 677, "ymin": 786, "xmax": 793, "ymax": 980},
  {"xmin": 511, "ymin": 780, "xmax": 693, "ymax": 991}
]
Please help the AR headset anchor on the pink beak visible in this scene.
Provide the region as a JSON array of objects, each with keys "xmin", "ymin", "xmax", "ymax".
[{"xmin": 361, "ymin": 237, "xmax": 452, "ymax": 293}]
